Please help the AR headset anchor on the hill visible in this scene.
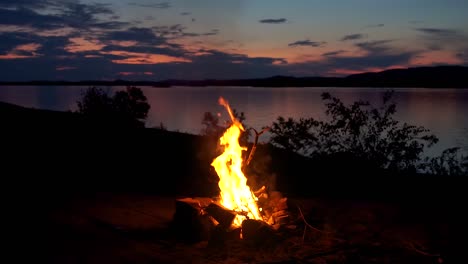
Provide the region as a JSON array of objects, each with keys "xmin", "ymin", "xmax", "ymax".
[
  {"xmin": 164, "ymin": 65, "xmax": 468, "ymax": 88},
  {"xmin": 1, "ymin": 65, "xmax": 467, "ymax": 88}
]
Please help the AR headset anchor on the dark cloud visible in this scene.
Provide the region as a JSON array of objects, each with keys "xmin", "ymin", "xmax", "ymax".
[
  {"xmin": 103, "ymin": 27, "xmax": 166, "ymax": 45},
  {"xmin": 0, "ymin": 1, "xmax": 127, "ymax": 31},
  {"xmin": 355, "ymin": 40, "xmax": 394, "ymax": 53},
  {"xmin": 322, "ymin": 50, "xmax": 346, "ymax": 57},
  {"xmin": 259, "ymin": 18, "xmax": 287, "ymax": 24},
  {"xmin": 0, "ymin": 31, "xmax": 70, "ymax": 57},
  {"xmin": 341, "ymin": 33, "xmax": 366, "ymax": 41},
  {"xmin": 366, "ymin": 23, "xmax": 385, "ymax": 28},
  {"xmin": 415, "ymin": 27, "xmax": 460, "ymax": 38},
  {"xmin": 284, "ymin": 38, "xmax": 418, "ymax": 76},
  {"xmin": 0, "ymin": 7, "xmax": 63, "ymax": 29},
  {"xmin": 288, "ymin": 39, "xmax": 326, "ymax": 47},
  {"xmin": 0, "ymin": 32, "xmax": 35, "ymax": 55},
  {"xmin": 182, "ymin": 29, "xmax": 219, "ymax": 37},
  {"xmin": 152, "ymin": 24, "xmax": 185, "ymax": 37},
  {"xmin": 180, "ymin": 12, "xmax": 191, "ymax": 16},
  {"xmin": 0, "ymin": 0, "xmax": 51, "ymax": 9},
  {"xmin": 415, "ymin": 27, "xmax": 468, "ymax": 51},
  {"xmin": 128, "ymin": 2, "xmax": 171, "ymax": 9}
]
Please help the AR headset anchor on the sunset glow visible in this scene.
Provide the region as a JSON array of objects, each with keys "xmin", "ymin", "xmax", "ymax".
[{"xmin": 0, "ymin": 0, "xmax": 466, "ymax": 81}]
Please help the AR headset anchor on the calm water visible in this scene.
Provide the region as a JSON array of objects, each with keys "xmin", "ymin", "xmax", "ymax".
[{"xmin": 1, "ymin": 85, "xmax": 467, "ymax": 157}]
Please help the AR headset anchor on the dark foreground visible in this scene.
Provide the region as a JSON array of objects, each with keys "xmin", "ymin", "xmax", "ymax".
[
  {"xmin": 31, "ymin": 193, "xmax": 464, "ymax": 264},
  {"xmin": 2, "ymin": 101, "xmax": 467, "ymax": 263}
]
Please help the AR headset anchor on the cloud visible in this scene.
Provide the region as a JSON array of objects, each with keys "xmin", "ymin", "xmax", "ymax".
[
  {"xmin": 341, "ymin": 33, "xmax": 367, "ymax": 41},
  {"xmin": 288, "ymin": 39, "xmax": 326, "ymax": 47},
  {"xmin": 259, "ymin": 18, "xmax": 287, "ymax": 24},
  {"xmin": 0, "ymin": 0, "xmax": 50, "ymax": 9},
  {"xmin": 103, "ymin": 27, "xmax": 166, "ymax": 45},
  {"xmin": 0, "ymin": 42, "xmax": 42, "ymax": 59},
  {"xmin": 0, "ymin": 31, "xmax": 70, "ymax": 59},
  {"xmin": 180, "ymin": 12, "xmax": 191, "ymax": 16},
  {"xmin": 322, "ymin": 50, "xmax": 346, "ymax": 57},
  {"xmin": 415, "ymin": 27, "xmax": 461, "ymax": 38},
  {"xmin": 366, "ymin": 23, "xmax": 384, "ymax": 28},
  {"xmin": 355, "ymin": 40, "xmax": 394, "ymax": 53},
  {"xmin": 128, "ymin": 2, "xmax": 171, "ymax": 9},
  {"xmin": 182, "ymin": 29, "xmax": 219, "ymax": 37},
  {"xmin": 102, "ymin": 50, "xmax": 191, "ymax": 65},
  {"xmin": 0, "ymin": 7, "xmax": 64, "ymax": 29},
  {"xmin": 415, "ymin": 27, "xmax": 468, "ymax": 52},
  {"xmin": 0, "ymin": 1, "xmax": 127, "ymax": 31}
]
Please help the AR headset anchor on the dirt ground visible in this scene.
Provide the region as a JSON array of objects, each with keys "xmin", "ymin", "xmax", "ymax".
[{"xmin": 38, "ymin": 192, "xmax": 464, "ymax": 264}]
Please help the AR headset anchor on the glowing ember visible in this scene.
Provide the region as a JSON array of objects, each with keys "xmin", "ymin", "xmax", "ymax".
[{"xmin": 211, "ymin": 97, "xmax": 263, "ymax": 227}]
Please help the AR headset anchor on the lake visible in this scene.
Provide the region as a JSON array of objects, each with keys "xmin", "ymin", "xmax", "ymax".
[{"xmin": 1, "ymin": 85, "xmax": 467, "ymax": 157}]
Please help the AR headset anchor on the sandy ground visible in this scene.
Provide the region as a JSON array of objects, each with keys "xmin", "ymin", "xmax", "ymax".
[{"xmin": 39, "ymin": 192, "xmax": 462, "ymax": 264}]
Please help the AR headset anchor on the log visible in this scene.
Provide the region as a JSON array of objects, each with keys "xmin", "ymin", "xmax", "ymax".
[
  {"xmin": 170, "ymin": 197, "xmax": 216, "ymax": 243},
  {"xmin": 208, "ymin": 225, "xmax": 242, "ymax": 247},
  {"xmin": 205, "ymin": 202, "xmax": 237, "ymax": 228},
  {"xmin": 241, "ymin": 219, "xmax": 277, "ymax": 245}
]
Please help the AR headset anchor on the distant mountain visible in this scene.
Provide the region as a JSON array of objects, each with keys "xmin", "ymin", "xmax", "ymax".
[
  {"xmin": 163, "ymin": 66, "xmax": 468, "ymax": 88},
  {"xmin": 1, "ymin": 65, "xmax": 467, "ymax": 88}
]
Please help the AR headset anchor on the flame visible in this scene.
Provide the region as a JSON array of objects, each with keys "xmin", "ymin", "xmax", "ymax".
[{"xmin": 211, "ymin": 97, "xmax": 262, "ymax": 227}]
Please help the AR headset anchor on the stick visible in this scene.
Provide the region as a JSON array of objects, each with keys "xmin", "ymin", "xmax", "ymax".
[
  {"xmin": 296, "ymin": 204, "xmax": 328, "ymax": 234},
  {"xmin": 244, "ymin": 126, "xmax": 270, "ymax": 167}
]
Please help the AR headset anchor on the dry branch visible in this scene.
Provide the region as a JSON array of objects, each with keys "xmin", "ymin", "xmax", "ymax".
[{"xmin": 244, "ymin": 126, "xmax": 270, "ymax": 168}]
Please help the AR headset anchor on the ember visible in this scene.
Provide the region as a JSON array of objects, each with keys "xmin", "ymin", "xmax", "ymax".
[{"xmin": 211, "ymin": 97, "xmax": 263, "ymax": 227}]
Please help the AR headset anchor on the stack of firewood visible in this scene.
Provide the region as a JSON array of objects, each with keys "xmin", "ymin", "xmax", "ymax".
[
  {"xmin": 170, "ymin": 190, "xmax": 293, "ymax": 244},
  {"xmin": 256, "ymin": 190, "xmax": 292, "ymax": 230}
]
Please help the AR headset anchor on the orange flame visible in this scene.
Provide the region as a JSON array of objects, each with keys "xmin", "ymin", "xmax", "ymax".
[{"xmin": 211, "ymin": 97, "xmax": 262, "ymax": 227}]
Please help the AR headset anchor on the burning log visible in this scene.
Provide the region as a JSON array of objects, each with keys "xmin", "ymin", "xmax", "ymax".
[
  {"xmin": 170, "ymin": 97, "xmax": 295, "ymax": 246},
  {"xmin": 205, "ymin": 202, "xmax": 236, "ymax": 228}
]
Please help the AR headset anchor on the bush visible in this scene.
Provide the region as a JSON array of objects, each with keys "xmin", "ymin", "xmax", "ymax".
[
  {"xmin": 77, "ymin": 86, "xmax": 150, "ymax": 128},
  {"xmin": 422, "ymin": 147, "xmax": 468, "ymax": 176},
  {"xmin": 269, "ymin": 91, "xmax": 439, "ymax": 173}
]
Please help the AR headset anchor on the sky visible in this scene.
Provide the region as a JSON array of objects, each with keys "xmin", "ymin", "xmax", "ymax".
[{"xmin": 1, "ymin": 0, "xmax": 467, "ymax": 81}]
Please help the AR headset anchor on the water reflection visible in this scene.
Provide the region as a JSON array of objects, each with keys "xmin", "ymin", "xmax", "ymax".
[{"xmin": 0, "ymin": 85, "xmax": 467, "ymax": 156}]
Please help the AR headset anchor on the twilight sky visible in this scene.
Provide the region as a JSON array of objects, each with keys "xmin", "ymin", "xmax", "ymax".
[{"xmin": 1, "ymin": 0, "xmax": 467, "ymax": 81}]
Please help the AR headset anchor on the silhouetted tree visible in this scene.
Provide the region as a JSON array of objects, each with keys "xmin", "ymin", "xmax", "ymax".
[
  {"xmin": 422, "ymin": 147, "xmax": 468, "ymax": 176},
  {"xmin": 77, "ymin": 86, "xmax": 113, "ymax": 117},
  {"xmin": 77, "ymin": 86, "xmax": 150, "ymax": 128},
  {"xmin": 270, "ymin": 91, "xmax": 439, "ymax": 173}
]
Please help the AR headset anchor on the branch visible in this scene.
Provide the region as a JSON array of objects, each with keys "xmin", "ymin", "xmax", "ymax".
[{"xmin": 244, "ymin": 126, "xmax": 270, "ymax": 167}]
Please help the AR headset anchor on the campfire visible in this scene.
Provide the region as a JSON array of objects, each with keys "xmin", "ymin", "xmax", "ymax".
[
  {"xmin": 211, "ymin": 97, "xmax": 263, "ymax": 227},
  {"xmin": 171, "ymin": 96, "xmax": 290, "ymax": 243}
]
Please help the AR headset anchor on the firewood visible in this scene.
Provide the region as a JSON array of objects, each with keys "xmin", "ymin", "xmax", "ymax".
[
  {"xmin": 208, "ymin": 225, "xmax": 242, "ymax": 246},
  {"xmin": 205, "ymin": 202, "xmax": 236, "ymax": 228},
  {"xmin": 274, "ymin": 197, "xmax": 288, "ymax": 211},
  {"xmin": 170, "ymin": 197, "xmax": 216, "ymax": 243},
  {"xmin": 241, "ymin": 219, "xmax": 277, "ymax": 245}
]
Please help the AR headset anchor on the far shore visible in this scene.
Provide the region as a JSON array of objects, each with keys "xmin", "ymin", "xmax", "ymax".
[{"xmin": 1, "ymin": 65, "xmax": 468, "ymax": 88}]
